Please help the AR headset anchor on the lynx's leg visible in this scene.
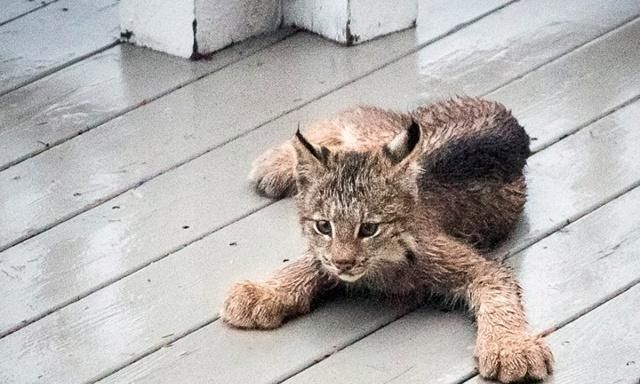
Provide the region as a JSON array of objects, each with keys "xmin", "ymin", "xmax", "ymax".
[
  {"xmin": 249, "ymin": 128, "xmax": 342, "ymax": 199},
  {"xmin": 249, "ymin": 123, "xmax": 346, "ymax": 198},
  {"xmin": 222, "ymin": 255, "xmax": 337, "ymax": 329},
  {"xmin": 418, "ymin": 234, "xmax": 553, "ymax": 383},
  {"xmin": 249, "ymin": 141, "xmax": 297, "ymax": 198}
]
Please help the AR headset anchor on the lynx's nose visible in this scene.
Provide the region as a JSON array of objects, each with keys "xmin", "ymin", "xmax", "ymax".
[{"xmin": 332, "ymin": 258, "xmax": 355, "ymax": 272}]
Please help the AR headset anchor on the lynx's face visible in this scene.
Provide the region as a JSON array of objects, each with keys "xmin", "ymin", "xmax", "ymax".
[{"xmin": 293, "ymin": 122, "xmax": 422, "ymax": 282}]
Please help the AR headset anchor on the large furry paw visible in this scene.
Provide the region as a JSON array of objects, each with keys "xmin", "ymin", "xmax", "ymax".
[
  {"xmin": 221, "ymin": 281, "xmax": 287, "ymax": 329},
  {"xmin": 475, "ymin": 334, "xmax": 554, "ymax": 383},
  {"xmin": 248, "ymin": 147, "xmax": 296, "ymax": 199}
]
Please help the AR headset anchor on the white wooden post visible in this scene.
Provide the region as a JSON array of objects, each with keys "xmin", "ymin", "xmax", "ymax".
[
  {"xmin": 120, "ymin": 0, "xmax": 417, "ymax": 58},
  {"xmin": 283, "ymin": 0, "xmax": 417, "ymax": 45},
  {"xmin": 120, "ymin": 0, "xmax": 281, "ymax": 59}
]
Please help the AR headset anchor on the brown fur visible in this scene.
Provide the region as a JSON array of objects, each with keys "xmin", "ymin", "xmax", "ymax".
[{"xmin": 223, "ymin": 97, "xmax": 553, "ymax": 383}]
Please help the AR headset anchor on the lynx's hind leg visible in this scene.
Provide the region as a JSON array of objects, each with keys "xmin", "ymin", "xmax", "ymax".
[
  {"xmin": 249, "ymin": 124, "xmax": 345, "ymax": 198},
  {"xmin": 249, "ymin": 142, "xmax": 298, "ymax": 198}
]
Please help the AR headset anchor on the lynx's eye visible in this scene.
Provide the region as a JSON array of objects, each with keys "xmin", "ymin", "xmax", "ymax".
[
  {"xmin": 358, "ymin": 223, "xmax": 380, "ymax": 238},
  {"xmin": 314, "ymin": 220, "xmax": 332, "ymax": 236}
]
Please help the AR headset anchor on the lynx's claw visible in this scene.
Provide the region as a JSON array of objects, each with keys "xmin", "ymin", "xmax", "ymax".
[
  {"xmin": 222, "ymin": 281, "xmax": 288, "ymax": 329},
  {"xmin": 475, "ymin": 334, "xmax": 554, "ymax": 383}
]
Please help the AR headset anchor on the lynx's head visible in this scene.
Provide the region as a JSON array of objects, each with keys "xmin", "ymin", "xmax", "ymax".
[{"xmin": 293, "ymin": 121, "xmax": 423, "ymax": 282}]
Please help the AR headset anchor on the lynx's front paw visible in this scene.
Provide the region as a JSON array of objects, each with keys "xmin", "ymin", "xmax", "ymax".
[
  {"xmin": 475, "ymin": 334, "xmax": 554, "ymax": 383},
  {"xmin": 222, "ymin": 281, "xmax": 287, "ymax": 329}
]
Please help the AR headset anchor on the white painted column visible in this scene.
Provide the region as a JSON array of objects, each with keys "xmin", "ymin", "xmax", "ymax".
[
  {"xmin": 120, "ymin": 0, "xmax": 282, "ymax": 59},
  {"xmin": 283, "ymin": 0, "xmax": 417, "ymax": 45},
  {"xmin": 120, "ymin": 0, "xmax": 196, "ymax": 58},
  {"xmin": 193, "ymin": 0, "xmax": 281, "ymax": 57},
  {"xmin": 120, "ymin": 0, "xmax": 417, "ymax": 58}
]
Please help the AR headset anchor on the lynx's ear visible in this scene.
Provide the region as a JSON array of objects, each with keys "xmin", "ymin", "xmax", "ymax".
[
  {"xmin": 383, "ymin": 119, "xmax": 422, "ymax": 165},
  {"xmin": 293, "ymin": 129, "xmax": 329, "ymax": 166},
  {"xmin": 292, "ymin": 129, "xmax": 330, "ymax": 189}
]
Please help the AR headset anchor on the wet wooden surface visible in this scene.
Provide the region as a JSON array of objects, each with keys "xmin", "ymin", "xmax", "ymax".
[
  {"xmin": 0, "ymin": 0, "xmax": 119, "ymax": 96},
  {"xmin": 0, "ymin": 30, "xmax": 293, "ymax": 171},
  {"xmin": 0, "ymin": 0, "xmax": 57, "ymax": 26},
  {"xmin": 0, "ymin": 1, "xmax": 639, "ymax": 383}
]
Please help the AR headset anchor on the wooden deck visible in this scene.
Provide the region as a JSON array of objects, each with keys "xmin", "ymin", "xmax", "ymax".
[{"xmin": 1, "ymin": 1, "xmax": 639, "ymax": 383}]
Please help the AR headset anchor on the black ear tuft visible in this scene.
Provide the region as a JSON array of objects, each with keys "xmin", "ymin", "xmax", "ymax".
[
  {"xmin": 383, "ymin": 119, "xmax": 422, "ymax": 164},
  {"xmin": 294, "ymin": 128, "xmax": 329, "ymax": 164},
  {"xmin": 406, "ymin": 120, "xmax": 421, "ymax": 154}
]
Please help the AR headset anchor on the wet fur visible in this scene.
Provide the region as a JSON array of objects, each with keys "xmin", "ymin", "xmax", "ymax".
[{"xmin": 223, "ymin": 97, "xmax": 553, "ymax": 383}]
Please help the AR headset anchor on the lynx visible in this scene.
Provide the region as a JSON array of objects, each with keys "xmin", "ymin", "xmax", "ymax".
[{"xmin": 222, "ymin": 97, "xmax": 553, "ymax": 383}]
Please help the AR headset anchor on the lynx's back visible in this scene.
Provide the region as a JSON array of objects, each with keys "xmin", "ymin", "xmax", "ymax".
[
  {"xmin": 250, "ymin": 97, "xmax": 530, "ymax": 250},
  {"xmin": 303, "ymin": 97, "xmax": 530, "ymax": 249}
]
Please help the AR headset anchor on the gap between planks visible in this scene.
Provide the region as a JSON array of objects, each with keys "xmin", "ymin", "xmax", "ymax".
[
  {"xmin": 0, "ymin": 29, "xmax": 297, "ymax": 173},
  {"xmin": 0, "ymin": 201, "xmax": 275, "ymax": 339},
  {"xmin": 1, "ymin": 8, "xmax": 638, "ymax": 340},
  {"xmin": 0, "ymin": 0, "xmax": 59, "ymax": 27},
  {"xmin": 0, "ymin": 41, "xmax": 120, "ymax": 99}
]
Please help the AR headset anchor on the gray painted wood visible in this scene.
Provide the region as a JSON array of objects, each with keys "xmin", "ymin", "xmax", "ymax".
[
  {"xmin": 488, "ymin": 20, "xmax": 640, "ymax": 152},
  {"xmin": 543, "ymin": 285, "xmax": 640, "ymax": 384},
  {"xmin": 0, "ymin": 30, "xmax": 293, "ymax": 171},
  {"xmin": 95, "ymin": 103, "xmax": 640, "ymax": 384},
  {"xmin": 285, "ymin": 162, "xmax": 640, "ymax": 384},
  {"xmin": 1, "ymin": 0, "xmax": 637, "ymax": 253},
  {"xmin": 0, "ymin": 199, "xmax": 402, "ymax": 384},
  {"xmin": 0, "ymin": 0, "xmax": 57, "ymax": 25},
  {"xmin": 0, "ymin": 1, "xmax": 514, "ymax": 171},
  {"xmin": 3, "ymin": 98, "xmax": 640, "ymax": 384},
  {"xmin": 0, "ymin": 29, "xmax": 418, "ymax": 249},
  {"xmin": 1, "ymin": 0, "xmax": 639, "ymax": 341},
  {"xmin": 469, "ymin": 284, "xmax": 640, "ymax": 384},
  {"xmin": 415, "ymin": 0, "xmax": 511, "ymax": 44},
  {"xmin": 0, "ymin": 0, "xmax": 119, "ymax": 96}
]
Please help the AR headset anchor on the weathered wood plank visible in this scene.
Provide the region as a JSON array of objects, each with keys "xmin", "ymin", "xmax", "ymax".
[
  {"xmin": 0, "ymin": 0, "xmax": 513, "ymax": 171},
  {"xmin": 470, "ymin": 284, "xmax": 640, "ymax": 384},
  {"xmin": 3, "ymin": 98, "xmax": 640, "ymax": 384},
  {"xmin": 0, "ymin": 0, "xmax": 119, "ymax": 96},
  {"xmin": 0, "ymin": 0, "xmax": 509, "ymax": 168},
  {"xmin": 0, "ymin": 0, "xmax": 57, "ymax": 26},
  {"xmin": 0, "ymin": 203, "xmax": 401, "ymax": 384},
  {"xmin": 0, "ymin": 30, "xmax": 293, "ymax": 171},
  {"xmin": 0, "ymin": 30, "xmax": 419, "ymax": 250},
  {"xmin": 2, "ymin": 0, "xmax": 639, "ymax": 341},
  {"xmin": 93, "ymin": 102, "xmax": 640, "ymax": 384},
  {"xmin": 488, "ymin": 22, "xmax": 640, "ymax": 152}
]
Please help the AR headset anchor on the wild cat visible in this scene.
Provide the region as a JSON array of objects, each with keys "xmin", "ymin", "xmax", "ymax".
[{"xmin": 222, "ymin": 97, "xmax": 553, "ymax": 383}]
